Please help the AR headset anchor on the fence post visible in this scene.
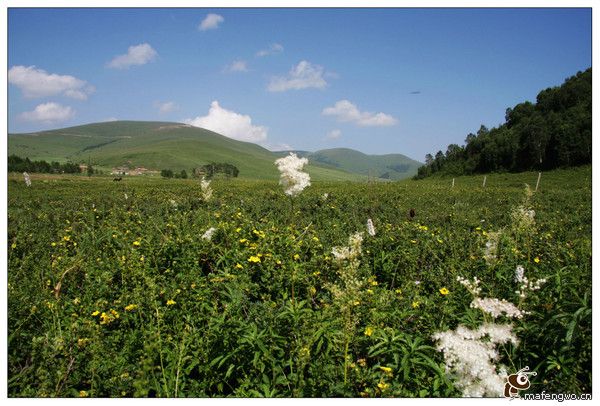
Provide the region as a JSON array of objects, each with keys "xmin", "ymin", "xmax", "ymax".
[
  {"xmin": 482, "ymin": 176, "xmax": 487, "ymax": 188},
  {"xmin": 452, "ymin": 178, "xmax": 455, "ymax": 188},
  {"xmin": 535, "ymin": 172, "xmax": 541, "ymax": 192}
]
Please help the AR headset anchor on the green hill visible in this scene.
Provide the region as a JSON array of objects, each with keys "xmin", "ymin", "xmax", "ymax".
[
  {"xmin": 275, "ymin": 148, "xmax": 422, "ymax": 180},
  {"xmin": 7, "ymin": 121, "xmax": 363, "ymax": 181}
]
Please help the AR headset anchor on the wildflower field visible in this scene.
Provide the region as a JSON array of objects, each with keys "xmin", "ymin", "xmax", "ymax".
[{"xmin": 7, "ymin": 166, "xmax": 591, "ymax": 397}]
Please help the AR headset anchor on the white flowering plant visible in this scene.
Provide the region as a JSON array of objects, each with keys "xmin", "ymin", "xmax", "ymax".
[{"xmin": 274, "ymin": 153, "xmax": 311, "ymax": 197}]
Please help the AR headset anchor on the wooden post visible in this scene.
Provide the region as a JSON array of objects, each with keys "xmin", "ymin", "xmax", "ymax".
[
  {"xmin": 482, "ymin": 176, "xmax": 487, "ymax": 188},
  {"xmin": 535, "ymin": 172, "xmax": 541, "ymax": 192},
  {"xmin": 452, "ymin": 178, "xmax": 455, "ymax": 188}
]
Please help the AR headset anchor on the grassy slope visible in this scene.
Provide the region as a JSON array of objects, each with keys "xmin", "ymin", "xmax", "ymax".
[{"xmin": 8, "ymin": 121, "xmax": 363, "ymax": 181}]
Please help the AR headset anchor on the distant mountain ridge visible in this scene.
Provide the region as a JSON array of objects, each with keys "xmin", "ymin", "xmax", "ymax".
[
  {"xmin": 274, "ymin": 148, "xmax": 422, "ymax": 180},
  {"xmin": 8, "ymin": 121, "xmax": 420, "ymax": 180}
]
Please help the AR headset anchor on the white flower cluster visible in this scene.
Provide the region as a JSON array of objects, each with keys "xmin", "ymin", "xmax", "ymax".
[
  {"xmin": 366, "ymin": 218, "xmax": 376, "ymax": 237},
  {"xmin": 458, "ymin": 275, "xmax": 528, "ymax": 319},
  {"xmin": 457, "ymin": 276, "xmax": 482, "ymax": 296},
  {"xmin": 514, "ymin": 265, "xmax": 546, "ymax": 299},
  {"xmin": 332, "ymin": 232, "xmax": 363, "ymax": 262},
  {"xmin": 433, "ymin": 323, "xmax": 516, "ymax": 397},
  {"xmin": 169, "ymin": 199, "xmax": 178, "ymax": 209},
  {"xmin": 201, "ymin": 227, "xmax": 216, "ymax": 241},
  {"xmin": 23, "ymin": 172, "xmax": 31, "ymax": 187},
  {"xmin": 274, "ymin": 153, "xmax": 311, "ymax": 197},
  {"xmin": 483, "ymin": 231, "xmax": 501, "ymax": 265},
  {"xmin": 470, "ymin": 297, "xmax": 525, "ymax": 319},
  {"xmin": 200, "ymin": 177, "xmax": 213, "ymax": 201},
  {"xmin": 514, "ymin": 265, "xmax": 525, "ymax": 283}
]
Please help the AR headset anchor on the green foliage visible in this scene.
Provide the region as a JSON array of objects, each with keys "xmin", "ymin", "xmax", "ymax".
[
  {"xmin": 196, "ymin": 162, "xmax": 239, "ymax": 179},
  {"xmin": 8, "ymin": 154, "xmax": 81, "ymax": 174},
  {"xmin": 416, "ymin": 68, "xmax": 591, "ymax": 178},
  {"xmin": 161, "ymin": 169, "xmax": 174, "ymax": 178},
  {"xmin": 7, "ymin": 166, "xmax": 591, "ymax": 397}
]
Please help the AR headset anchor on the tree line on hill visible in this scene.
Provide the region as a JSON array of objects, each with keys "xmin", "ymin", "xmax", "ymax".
[
  {"xmin": 415, "ymin": 68, "xmax": 591, "ymax": 179},
  {"xmin": 8, "ymin": 154, "xmax": 95, "ymax": 175},
  {"xmin": 161, "ymin": 162, "xmax": 239, "ymax": 179}
]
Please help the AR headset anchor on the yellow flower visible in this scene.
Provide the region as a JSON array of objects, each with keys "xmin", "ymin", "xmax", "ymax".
[
  {"xmin": 132, "ymin": 240, "xmax": 141, "ymax": 246},
  {"xmin": 534, "ymin": 257, "xmax": 540, "ymax": 263},
  {"xmin": 124, "ymin": 304, "xmax": 138, "ymax": 311},
  {"xmin": 293, "ymin": 254, "xmax": 300, "ymax": 260},
  {"xmin": 79, "ymin": 390, "xmax": 88, "ymax": 397},
  {"xmin": 166, "ymin": 299, "xmax": 176, "ymax": 306},
  {"xmin": 377, "ymin": 382, "xmax": 389, "ymax": 390},
  {"xmin": 252, "ymin": 229, "xmax": 265, "ymax": 238},
  {"xmin": 235, "ymin": 263, "xmax": 243, "ymax": 269},
  {"xmin": 366, "ymin": 289, "xmax": 374, "ymax": 294},
  {"xmin": 412, "ymin": 301, "xmax": 420, "ymax": 308},
  {"xmin": 91, "ymin": 310, "xmax": 100, "ymax": 317},
  {"xmin": 370, "ymin": 280, "xmax": 378, "ymax": 286},
  {"xmin": 248, "ymin": 255, "xmax": 261, "ymax": 263},
  {"xmin": 395, "ymin": 289, "xmax": 402, "ymax": 295},
  {"xmin": 379, "ymin": 366, "xmax": 393, "ymax": 374},
  {"xmin": 63, "ymin": 235, "xmax": 70, "ymax": 241},
  {"xmin": 99, "ymin": 312, "xmax": 111, "ymax": 324},
  {"xmin": 364, "ymin": 326, "xmax": 374, "ymax": 336},
  {"xmin": 235, "ymin": 227, "xmax": 242, "ymax": 233},
  {"xmin": 439, "ymin": 287, "xmax": 450, "ymax": 295}
]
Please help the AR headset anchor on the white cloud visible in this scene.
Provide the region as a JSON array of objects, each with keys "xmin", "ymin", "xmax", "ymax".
[
  {"xmin": 107, "ymin": 43, "xmax": 157, "ymax": 69},
  {"xmin": 184, "ymin": 101, "xmax": 267, "ymax": 143},
  {"xmin": 199, "ymin": 13, "xmax": 224, "ymax": 31},
  {"xmin": 268, "ymin": 60, "xmax": 327, "ymax": 92},
  {"xmin": 155, "ymin": 101, "xmax": 177, "ymax": 114},
  {"xmin": 326, "ymin": 129, "xmax": 342, "ymax": 139},
  {"xmin": 19, "ymin": 102, "xmax": 75, "ymax": 123},
  {"xmin": 256, "ymin": 43, "xmax": 284, "ymax": 57},
  {"xmin": 8, "ymin": 65, "xmax": 95, "ymax": 100},
  {"xmin": 224, "ymin": 60, "xmax": 248, "ymax": 73},
  {"xmin": 322, "ymin": 100, "xmax": 398, "ymax": 127}
]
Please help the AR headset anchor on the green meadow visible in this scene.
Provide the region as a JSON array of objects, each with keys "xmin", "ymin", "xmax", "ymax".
[{"xmin": 7, "ymin": 166, "xmax": 591, "ymax": 397}]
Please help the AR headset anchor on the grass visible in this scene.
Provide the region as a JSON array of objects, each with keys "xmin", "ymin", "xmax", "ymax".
[{"xmin": 7, "ymin": 165, "xmax": 591, "ymax": 397}]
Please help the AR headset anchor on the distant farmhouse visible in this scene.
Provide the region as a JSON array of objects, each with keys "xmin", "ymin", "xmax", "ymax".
[{"xmin": 111, "ymin": 166, "xmax": 158, "ymax": 176}]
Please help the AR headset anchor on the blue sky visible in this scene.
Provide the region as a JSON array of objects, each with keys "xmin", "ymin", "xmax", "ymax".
[{"xmin": 7, "ymin": 8, "xmax": 591, "ymax": 161}]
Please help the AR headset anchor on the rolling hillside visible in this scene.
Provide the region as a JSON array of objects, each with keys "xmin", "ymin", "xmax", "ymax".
[
  {"xmin": 275, "ymin": 148, "xmax": 422, "ymax": 180},
  {"xmin": 8, "ymin": 121, "xmax": 361, "ymax": 181}
]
